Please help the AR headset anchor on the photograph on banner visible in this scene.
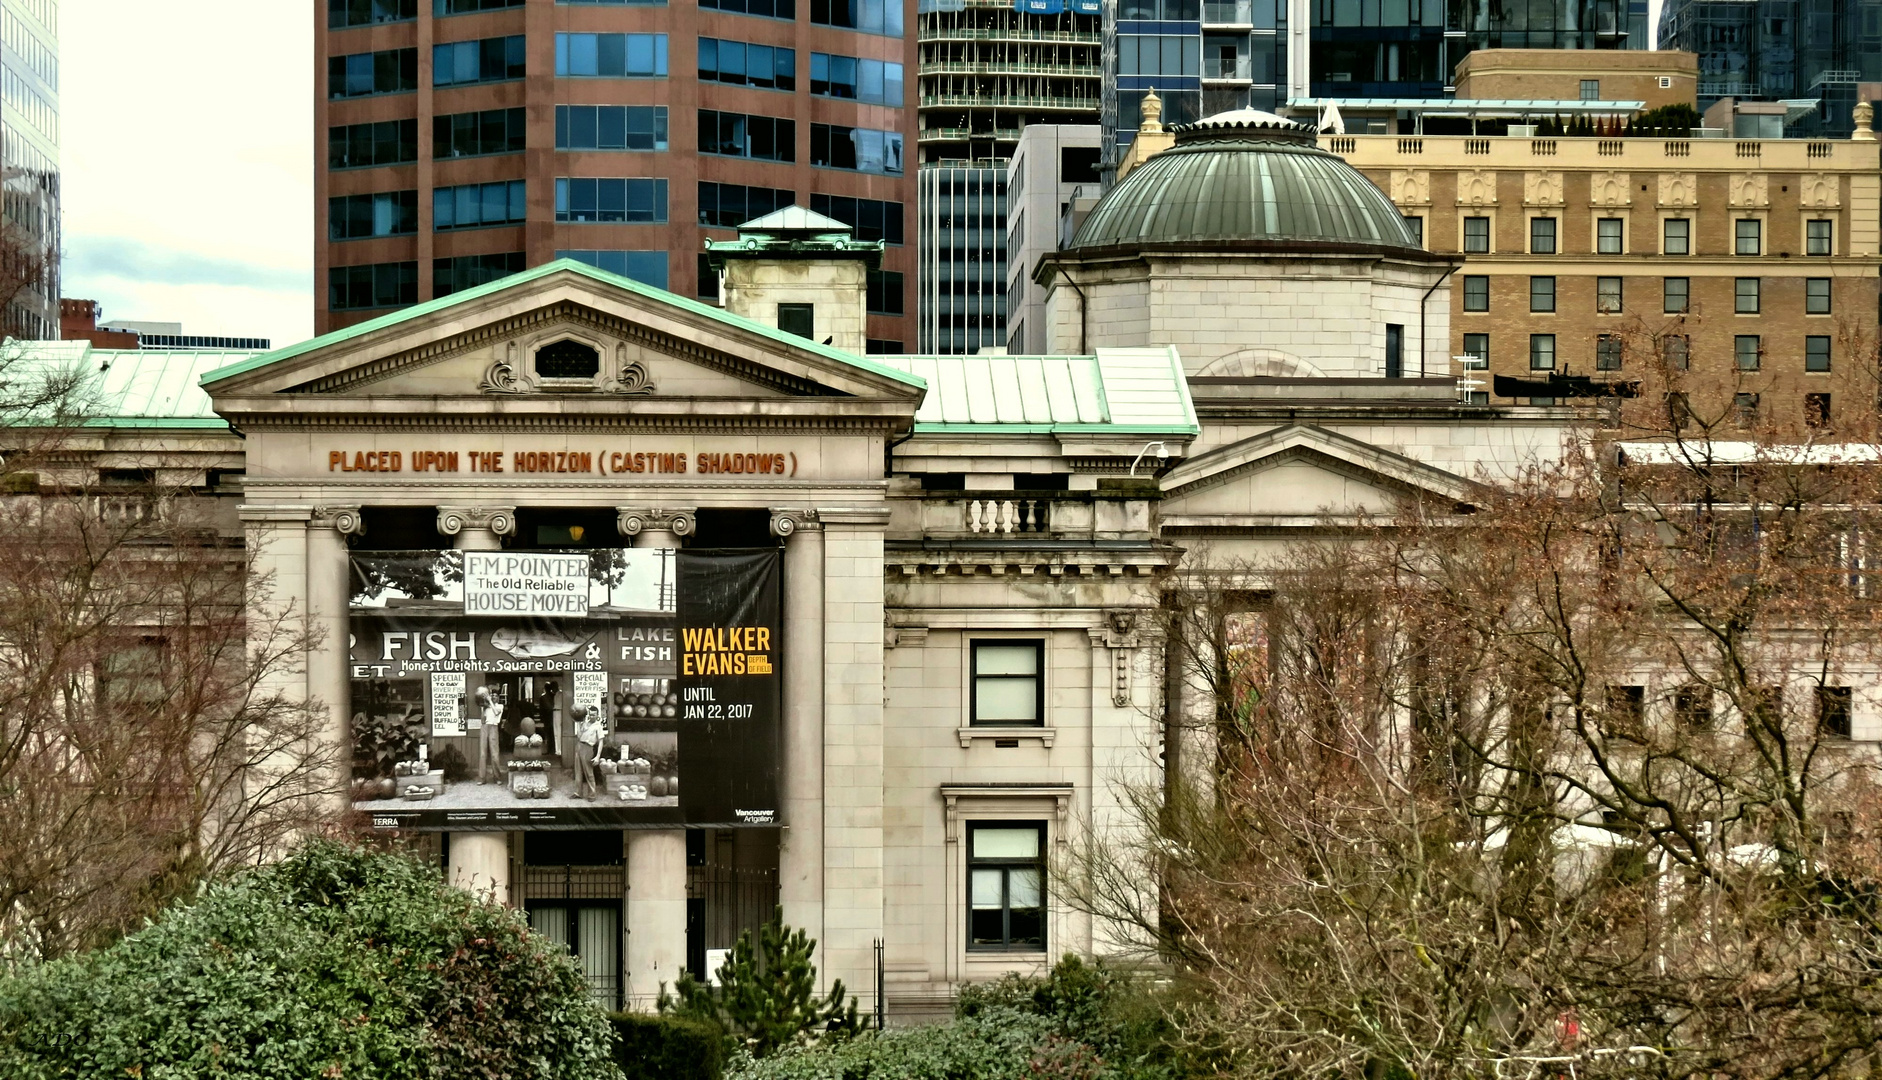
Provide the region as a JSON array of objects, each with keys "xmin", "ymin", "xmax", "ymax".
[{"xmin": 347, "ymin": 547, "xmax": 779, "ymax": 830}]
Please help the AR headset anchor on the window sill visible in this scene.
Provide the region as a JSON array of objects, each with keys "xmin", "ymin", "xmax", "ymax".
[{"xmin": 957, "ymin": 726, "xmax": 1053, "ymax": 748}]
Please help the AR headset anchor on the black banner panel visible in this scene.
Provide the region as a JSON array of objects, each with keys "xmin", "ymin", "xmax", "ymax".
[{"xmin": 349, "ymin": 548, "xmax": 781, "ymax": 831}]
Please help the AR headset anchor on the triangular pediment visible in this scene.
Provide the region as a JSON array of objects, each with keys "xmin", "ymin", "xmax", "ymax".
[{"xmin": 1160, "ymin": 423, "xmax": 1479, "ymax": 525}]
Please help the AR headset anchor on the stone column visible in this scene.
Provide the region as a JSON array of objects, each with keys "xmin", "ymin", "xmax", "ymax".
[
  {"xmin": 619, "ymin": 505, "xmax": 693, "ymax": 1010},
  {"xmin": 438, "ymin": 506, "xmax": 516, "ymax": 901},
  {"xmin": 239, "ymin": 504, "xmax": 319, "ymax": 820},
  {"xmin": 307, "ymin": 507, "xmax": 363, "ymax": 818},
  {"xmin": 771, "ymin": 510, "xmax": 825, "ymax": 956}
]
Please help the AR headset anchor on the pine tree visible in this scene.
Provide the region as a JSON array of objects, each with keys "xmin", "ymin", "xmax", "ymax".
[{"xmin": 661, "ymin": 906, "xmax": 864, "ymax": 1056}]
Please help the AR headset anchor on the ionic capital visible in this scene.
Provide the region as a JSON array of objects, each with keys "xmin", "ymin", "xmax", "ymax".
[
  {"xmin": 436, "ymin": 505, "xmax": 516, "ymax": 538},
  {"xmin": 616, "ymin": 506, "xmax": 695, "ymax": 538},
  {"xmin": 310, "ymin": 505, "xmax": 365, "ymax": 536},
  {"xmin": 768, "ymin": 508, "xmax": 821, "ymax": 537}
]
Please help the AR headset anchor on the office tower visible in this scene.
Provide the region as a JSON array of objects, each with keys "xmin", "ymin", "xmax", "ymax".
[
  {"xmin": 3, "ymin": 0, "xmax": 57, "ymax": 339},
  {"xmin": 914, "ymin": 0, "xmax": 1101, "ymax": 353},
  {"xmin": 1102, "ymin": 0, "xmax": 1290, "ymax": 160},
  {"xmin": 316, "ymin": 0, "xmax": 916, "ymax": 350},
  {"xmin": 1659, "ymin": 0, "xmax": 1882, "ymax": 133},
  {"xmin": 1003, "ymin": 122, "xmax": 1098, "ymax": 353}
]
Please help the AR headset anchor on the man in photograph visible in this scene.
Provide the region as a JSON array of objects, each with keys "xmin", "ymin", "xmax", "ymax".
[{"xmin": 473, "ymin": 686, "xmax": 505, "ymax": 784}]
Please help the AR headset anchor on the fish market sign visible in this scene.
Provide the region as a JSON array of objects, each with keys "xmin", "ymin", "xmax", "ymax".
[{"xmin": 464, "ymin": 553, "xmax": 590, "ymax": 616}]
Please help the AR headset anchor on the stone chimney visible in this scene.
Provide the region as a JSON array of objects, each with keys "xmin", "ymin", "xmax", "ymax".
[{"xmin": 702, "ymin": 207, "xmax": 882, "ymax": 355}]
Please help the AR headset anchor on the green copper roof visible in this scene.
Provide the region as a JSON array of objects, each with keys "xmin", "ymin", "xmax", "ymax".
[
  {"xmin": 202, "ymin": 258, "xmax": 922, "ymax": 391},
  {"xmin": 878, "ymin": 349, "xmax": 1198, "ymax": 435},
  {"xmin": 1073, "ymin": 109, "xmax": 1421, "ymax": 253},
  {"xmin": 7, "ymin": 342, "xmax": 258, "ymax": 429}
]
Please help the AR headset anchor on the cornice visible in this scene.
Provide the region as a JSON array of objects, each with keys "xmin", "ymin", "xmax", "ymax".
[
  {"xmin": 212, "ymin": 401, "xmax": 915, "ymax": 435},
  {"xmin": 886, "ymin": 547, "xmax": 1172, "ymax": 577}
]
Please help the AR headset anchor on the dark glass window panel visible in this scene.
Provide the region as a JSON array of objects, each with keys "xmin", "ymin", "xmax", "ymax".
[{"xmin": 537, "ymin": 340, "xmax": 602, "ymax": 379}]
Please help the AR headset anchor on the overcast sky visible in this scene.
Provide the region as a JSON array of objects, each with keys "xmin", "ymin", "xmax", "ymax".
[{"xmin": 61, "ymin": 0, "xmax": 313, "ymax": 347}]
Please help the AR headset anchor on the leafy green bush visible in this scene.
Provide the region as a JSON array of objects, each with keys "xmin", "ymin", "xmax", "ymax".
[
  {"xmin": 0, "ymin": 838, "xmax": 622, "ymax": 1080},
  {"xmin": 726, "ymin": 1000, "xmax": 1058, "ymax": 1080},
  {"xmin": 612, "ymin": 1012, "xmax": 726, "ymax": 1080}
]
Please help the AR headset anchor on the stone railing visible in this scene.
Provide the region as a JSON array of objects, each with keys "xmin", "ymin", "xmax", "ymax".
[
  {"xmin": 965, "ymin": 497, "xmax": 1051, "ymax": 534},
  {"xmin": 1321, "ymin": 133, "xmax": 1870, "ymax": 170}
]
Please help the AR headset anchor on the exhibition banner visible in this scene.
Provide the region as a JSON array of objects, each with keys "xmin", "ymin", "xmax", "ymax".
[{"xmin": 349, "ymin": 548, "xmax": 781, "ymax": 831}]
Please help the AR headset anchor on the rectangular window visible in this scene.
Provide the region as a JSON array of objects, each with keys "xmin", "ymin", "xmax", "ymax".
[
  {"xmin": 809, "ymin": 53, "xmax": 903, "ymax": 105},
  {"xmin": 778, "ymin": 302, "xmax": 815, "ymax": 339},
  {"xmin": 972, "ymin": 640, "xmax": 1043, "ymax": 725},
  {"xmin": 1596, "ymin": 217, "xmax": 1623, "ymax": 254},
  {"xmin": 329, "ymin": 118, "xmax": 418, "ymax": 169},
  {"xmin": 1663, "ymin": 217, "xmax": 1690, "ymax": 255},
  {"xmin": 700, "ymin": 38, "xmax": 797, "ymax": 91},
  {"xmin": 810, "ymin": 0, "xmax": 903, "ymax": 34},
  {"xmin": 1735, "ymin": 334, "xmax": 1761, "ymax": 370},
  {"xmin": 810, "ymin": 123, "xmax": 903, "ymax": 175},
  {"xmin": 434, "ymin": 180, "xmax": 526, "ymax": 230},
  {"xmin": 1817, "ymin": 686, "xmax": 1852, "ymax": 738},
  {"xmin": 1735, "ymin": 218, "xmax": 1761, "ymax": 256},
  {"xmin": 1674, "ymin": 685, "xmax": 1711, "ymax": 729},
  {"xmin": 1595, "ymin": 334, "xmax": 1622, "ymax": 370},
  {"xmin": 1530, "ymin": 333, "xmax": 1556, "ymax": 370},
  {"xmin": 1663, "ymin": 277, "xmax": 1689, "ymax": 314},
  {"xmin": 1807, "ymin": 219, "xmax": 1833, "ymax": 256},
  {"xmin": 698, "ymin": 182, "xmax": 794, "ymax": 228},
  {"xmin": 698, "ymin": 110, "xmax": 796, "ymax": 162},
  {"xmin": 1596, "ymin": 276, "xmax": 1622, "ymax": 314},
  {"xmin": 434, "ymin": 107, "xmax": 526, "ymax": 158},
  {"xmin": 867, "ymin": 269, "xmax": 904, "ymax": 315},
  {"xmin": 1462, "ymin": 274, "xmax": 1488, "ymax": 312},
  {"xmin": 555, "ymin": 33, "xmax": 669, "ymax": 77},
  {"xmin": 1462, "ymin": 215, "xmax": 1489, "ymax": 253},
  {"xmin": 1529, "ymin": 276, "xmax": 1555, "ymax": 313},
  {"xmin": 555, "ymin": 178, "xmax": 668, "ymax": 224},
  {"xmin": 556, "ymin": 105, "xmax": 668, "ymax": 152},
  {"xmin": 1806, "ymin": 277, "xmax": 1832, "ymax": 314},
  {"xmin": 435, "ymin": 252, "xmax": 525, "ymax": 296},
  {"xmin": 528, "ymin": 903, "xmax": 622, "ymax": 1009},
  {"xmin": 967, "ymin": 822, "xmax": 1046, "ymax": 951},
  {"xmin": 436, "ymin": 0, "xmax": 524, "ymax": 12},
  {"xmin": 1806, "ymin": 392, "xmax": 1833, "ymax": 429},
  {"xmin": 331, "ymin": 0, "xmax": 417, "ymax": 27},
  {"xmin": 1735, "ymin": 277, "xmax": 1760, "ymax": 314},
  {"xmin": 327, "ymin": 48, "xmax": 418, "ymax": 98},
  {"xmin": 1806, "ymin": 334, "xmax": 1832, "ymax": 372},
  {"xmin": 697, "ymin": 253, "xmax": 720, "ymax": 300},
  {"xmin": 1735, "ymin": 392, "xmax": 1760, "ymax": 425},
  {"xmin": 1385, "ymin": 323, "xmax": 1403, "ymax": 378},
  {"xmin": 1579, "ymin": 78, "xmax": 1599, "ymax": 100},
  {"xmin": 1663, "ymin": 334, "xmax": 1690, "ymax": 369},
  {"xmin": 867, "ymin": 338, "xmax": 903, "ymax": 354},
  {"xmin": 1530, "ymin": 216, "xmax": 1557, "ymax": 254},
  {"xmin": 555, "ymin": 249, "xmax": 669, "ymax": 289},
  {"xmin": 1667, "ymin": 391, "xmax": 1692, "ymax": 431},
  {"xmin": 1117, "ymin": 34, "xmax": 1200, "ymax": 76},
  {"xmin": 433, "ymin": 36, "xmax": 525, "ymax": 86},
  {"xmin": 810, "ymin": 194, "xmax": 904, "ymax": 245},
  {"xmin": 702, "ymin": 0, "xmax": 794, "ymax": 18},
  {"xmin": 1403, "ymin": 215, "xmax": 1423, "ymax": 246},
  {"xmin": 329, "ymin": 261, "xmax": 418, "ymax": 310},
  {"xmin": 329, "ymin": 190, "xmax": 419, "ymax": 240},
  {"xmin": 1461, "ymin": 332, "xmax": 1488, "ymax": 368}
]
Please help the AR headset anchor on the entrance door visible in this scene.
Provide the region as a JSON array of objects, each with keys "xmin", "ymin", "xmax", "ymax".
[{"xmin": 529, "ymin": 902, "xmax": 622, "ymax": 1008}]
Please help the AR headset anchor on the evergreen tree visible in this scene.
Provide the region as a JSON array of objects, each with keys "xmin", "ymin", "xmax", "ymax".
[{"xmin": 662, "ymin": 907, "xmax": 864, "ymax": 1057}]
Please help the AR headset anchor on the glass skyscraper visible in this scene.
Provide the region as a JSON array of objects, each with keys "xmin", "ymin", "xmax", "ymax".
[
  {"xmin": 1659, "ymin": 0, "xmax": 1882, "ymax": 133},
  {"xmin": 2, "ymin": 0, "xmax": 57, "ymax": 339}
]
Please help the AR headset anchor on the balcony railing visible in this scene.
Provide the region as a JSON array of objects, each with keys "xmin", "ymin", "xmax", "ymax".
[
  {"xmin": 921, "ymin": 58, "xmax": 1100, "ymax": 77},
  {"xmin": 1202, "ymin": 0, "xmax": 1252, "ymax": 19},
  {"xmin": 919, "ymin": 25, "xmax": 1102, "ymax": 42},
  {"xmin": 1203, "ymin": 58, "xmax": 1251, "ymax": 80},
  {"xmin": 920, "ymin": 93, "xmax": 1099, "ymax": 110}
]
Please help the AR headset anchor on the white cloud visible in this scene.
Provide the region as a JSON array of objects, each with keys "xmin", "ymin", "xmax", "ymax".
[{"xmin": 60, "ymin": 0, "xmax": 312, "ymax": 346}]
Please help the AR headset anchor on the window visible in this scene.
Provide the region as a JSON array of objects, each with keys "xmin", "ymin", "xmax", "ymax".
[
  {"xmin": 1403, "ymin": 215, "xmax": 1424, "ymax": 245},
  {"xmin": 1596, "ymin": 217, "xmax": 1623, "ymax": 254},
  {"xmin": 436, "ymin": 252, "xmax": 525, "ymax": 296},
  {"xmin": 1663, "ymin": 277, "xmax": 1689, "ymax": 314},
  {"xmin": 1673, "ymin": 685, "xmax": 1711, "ymax": 730},
  {"xmin": 867, "ymin": 269, "xmax": 904, "ymax": 315},
  {"xmin": 972, "ymin": 640, "xmax": 1043, "ymax": 725},
  {"xmin": 696, "ymin": 253, "xmax": 720, "ymax": 300},
  {"xmin": 1384, "ymin": 323, "xmax": 1403, "ymax": 378},
  {"xmin": 433, "ymin": 36, "xmax": 525, "ymax": 86},
  {"xmin": 1663, "ymin": 334, "xmax": 1690, "ymax": 369},
  {"xmin": 700, "ymin": 38, "xmax": 797, "ymax": 90},
  {"xmin": 1530, "ymin": 216, "xmax": 1557, "ymax": 254},
  {"xmin": 329, "ymin": 119, "xmax": 417, "ymax": 169},
  {"xmin": 968, "ymin": 823, "xmax": 1046, "ymax": 951},
  {"xmin": 1806, "ymin": 392, "xmax": 1833, "ymax": 428},
  {"xmin": 556, "ymin": 105, "xmax": 668, "ymax": 151},
  {"xmin": 331, "ymin": 0, "xmax": 416, "ymax": 27},
  {"xmin": 698, "ymin": 110, "xmax": 795, "ymax": 162},
  {"xmin": 555, "ymin": 33, "xmax": 669, "ymax": 77},
  {"xmin": 1807, "ymin": 219, "xmax": 1832, "ymax": 256},
  {"xmin": 1735, "ymin": 334, "xmax": 1761, "ymax": 370},
  {"xmin": 778, "ymin": 302, "xmax": 815, "ymax": 340},
  {"xmin": 1606, "ymin": 685, "xmax": 1645, "ymax": 737},
  {"xmin": 1806, "ymin": 334, "xmax": 1831, "ymax": 372},
  {"xmin": 1117, "ymin": 35, "xmax": 1200, "ymax": 76},
  {"xmin": 1530, "ymin": 276, "xmax": 1555, "ymax": 313},
  {"xmin": 811, "ymin": 124, "xmax": 904, "ymax": 175},
  {"xmin": 555, "ymin": 178, "xmax": 669, "ymax": 223},
  {"xmin": 867, "ymin": 338, "xmax": 904, "ymax": 354},
  {"xmin": 1462, "ymin": 274, "xmax": 1488, "ymax": 312},
  {"xmin": 1530, "ymin": 333, "xmax": 1556, "ymax": 370},
  {"xmin": 433, "ymin": 180, "xmax": 525, "ymax": 230},
  {"xmin": 1461, "ymin": 332, "xmax": 1488, "ymax": 368},
  {"xmin": 328, "ymin": 48, "xmax": 418, "ymax": 98},
  {"xmin": 1806, "ymin": 277, "xmax": 1831, "ymax": 314},
  {"xmin": 1735, "ymin": 392, "xmax": 1760, "ymax": 425},
  {"xmin": 555, "ymin": 249, "xmax": 668, "ymax": 288},
  {"xmin": 810, "ymin": 53, "xmax": 903, "ymax": 105},
  {"xmin": 1735, "ymin": 277, "xmax": 1760, "ymax": 314},
  {"xmin": 328, "ymin": 190, "xmax": 418, "ymax": 239},
  {"xmin": 529, "ymin": 903, "xmax": 621, "ymax": 1008},
  {"xmin": 1579, "ymin": 78, "xmax": 1599, "ymax": 100},
  {"xmin": 810, "ymin": 0, "xmax": 903, "ymax": 34},
  {"xmin": 1596, "ymin": 276, "xmax": 1622, "ymax": 314},
  {"xmin": 703, "ymin": 0, "xmax": 793, "ymax": 18},
  {"xmin": 329, "ymin": 262, "xmax": 418, "ymax": 310},
  {"xmin": 1596, "ymin": 334, "xmax": 1622, "ymax": 370},
  {"xmin": 1666, "ymin": 391, "xmax": 1692, "ymax": 430},
  {"xmin": 1663, "ymin": 217, "xmax": 1690, "ymax": 255},
  {"xmin": 436, "ymin": 0, "xmax": 523, "ymax": 12},
  {"xmin": 1735, "ymin": 218, "xmax": 1761, "ymax": 256},
  {"xmin": 434, "ymin": 107, "xmax": 526, "ymax": 158},
  {"xmin": 1462, "ymin": 216, "xmax": 1489, "ymax": 253},
  {"xmin": 537, "ymin": 340, "xmax": 601, "ymax": 379},
  {"xmin": 810, "ymin": 194, "xmax": 904, "ymax": 244},
  {"xmin": 98, "ymin": 638, "xmax": 165, "ymax": 709},
  {"xmin": 1817, "ymin": 685, "xmax": 1852, "ymax": 738},
  {"xmin": 698, "ymin": 182, "xmax": 794, "ymax": 228}
]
